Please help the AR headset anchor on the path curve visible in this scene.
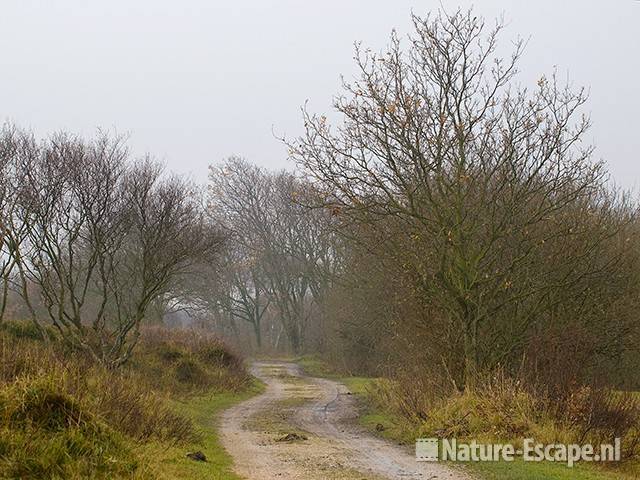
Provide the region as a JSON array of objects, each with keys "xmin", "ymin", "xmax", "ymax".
[{"xmin": 219, "ymin": 361, "xmax": 472, "ymax": 480}]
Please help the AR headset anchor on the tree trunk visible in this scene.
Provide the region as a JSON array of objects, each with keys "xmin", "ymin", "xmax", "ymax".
[
  {"xmin": 462, "ymin": 318, "xmax": 479, "ymax": 391},
  {"xmin": 274, "ymin": 323, "xmax": 284, "ymax": 350},
  {"xmin": 287, "ymin": 323, "xmax": 301, "ymax": 354},
  {"xmin": 15, "ymin": 256, "xmax": 49, "ymax": 341},
  {"xmin": 253, "ymin": 317, "xmax": 262, "ymax": 349},
  {"xmin": 0, "ymin": 274, "xmax": 8, "ymax": 323}
]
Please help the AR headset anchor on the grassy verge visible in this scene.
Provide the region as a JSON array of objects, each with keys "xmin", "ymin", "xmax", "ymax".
[
  {"xmin": 298, "ymin": 356, "xmax": 635, "ymax": 480},
  {"xmin": 0, "ymin": 321, "xmax": 259, "ymax": 479},
  {"xmin": 144, "ymin": 381, "xmax": 264, "ymax": 480},
  {"xmin": 469, "ymin": 459, "xmax": 627, "ymax": 480}
]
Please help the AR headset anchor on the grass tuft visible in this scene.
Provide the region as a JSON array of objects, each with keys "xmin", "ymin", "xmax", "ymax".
[{"xmin": 0, "ymin": 321, "xmax": 252, "ymax": 479}]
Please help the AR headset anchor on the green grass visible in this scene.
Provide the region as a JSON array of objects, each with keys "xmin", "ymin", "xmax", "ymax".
[
  {"xmin": 0, "ymin": 377, "xmax": 148, "ymax": 480},
  {"xmin": 144, "ymin": 380, "xmax": 264, "ymax": 480},
  {"xmin": 296, "ymin": 355, "xmax": 336, "ymax": 378},
  {"xmin": 340, "ymin": 377, "xmax": 414, "ymax": 443},
  {"xmin": 0, "ymin": 322, "xmax": 263, "ymax": 479},
  {"xmin": 299, "ymin": 356, "xmax": 636, "ymax": 480},
  {"xmin": 340, "ymin": 376, "xmax": 372, "ymax": 394},
  {"xmin": 469, "ymin": 459, "xmax": 630, "ymax": 480}
]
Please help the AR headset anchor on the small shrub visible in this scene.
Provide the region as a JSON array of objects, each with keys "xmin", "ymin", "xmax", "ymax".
[
  {"xmin": 0, "ymin": 320, "xmax": 54, "ymax": 341},
  {"xmin": 196, "ymin": 343, "xmax": 240, "ymax": 369},
  {"xmin": 135, "ymin": 327, "xmax": 250, "ymax": 394},
  {"xmin": 174, "ymin": 358, "xmax": 206, "ymax": 385}
]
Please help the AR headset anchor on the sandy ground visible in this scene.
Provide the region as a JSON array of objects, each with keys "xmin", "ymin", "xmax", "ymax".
[{"xmin": 219, "ymin": 361, "xmax": 472, "ymax": 480}]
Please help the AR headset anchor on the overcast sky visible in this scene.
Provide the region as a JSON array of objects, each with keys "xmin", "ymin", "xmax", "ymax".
[{"xmin": 1, "ymin": 1, "xmax": 638, "ymax": 188}]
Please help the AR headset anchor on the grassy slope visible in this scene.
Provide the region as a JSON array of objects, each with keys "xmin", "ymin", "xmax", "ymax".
[
  {"xmin": 297, "ymin": 357, "xmax": 630, "ymax": 480},
  {"xmin": 0, "ymin": 322, "xmax": 263, "ymax": 480},
  {"xmin": 144, "ymin": 381, "xmax": 264, "ymax": 480}
]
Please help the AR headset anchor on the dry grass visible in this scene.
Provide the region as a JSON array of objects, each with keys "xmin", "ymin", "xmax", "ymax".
[
  {"xmin": 365, "ymin": 369, "xmax": 640, "ymax": 465},
  {"xmin": 0, "ymin": 321, "xmax": 249, "ymax": 479},
  {"xmin": 132, "ymin": 327, "xmax": 250, "ymax": 395}
]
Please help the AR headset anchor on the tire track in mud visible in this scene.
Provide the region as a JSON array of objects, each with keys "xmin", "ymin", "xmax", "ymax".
[{"xmin": 219, "ymin": 361, "xmax": 472, "ymax": 480}]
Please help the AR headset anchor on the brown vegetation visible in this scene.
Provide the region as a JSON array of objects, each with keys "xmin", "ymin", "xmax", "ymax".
[
  {"xmin": 0, "ymin": 321, "xmax": 248, "ymax": 479},
  {"xmin": 289, "ymin": 8, "xmax": 640, "ymax": 391}
]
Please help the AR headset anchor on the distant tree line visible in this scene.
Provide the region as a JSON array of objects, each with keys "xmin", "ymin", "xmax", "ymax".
[
  {"xmin": 2, "ymin": 9, "xmax": 639, "ymax": 394},
  {"xmin": 205, "ymin": 157, "xmax": 338, "ymax": 353},
  {"xmin": 206, "ymin": 9, "xmax": 640, "ymax": 393}
]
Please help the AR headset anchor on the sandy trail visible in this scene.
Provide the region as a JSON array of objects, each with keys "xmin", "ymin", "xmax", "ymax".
[{"xmin": 219, "ymin": 361, "xmax": 471, "ymax": 480}]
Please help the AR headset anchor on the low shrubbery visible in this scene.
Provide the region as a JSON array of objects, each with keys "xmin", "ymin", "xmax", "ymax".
[
  {"xmin": 132, "ymin": 327, "xmax": 249, "ymax": 395},
  {"xmin": 0, "ymin": 376, "xmax": 144, "ymax": 479},
  {"xmin": 363, "ymin": 370, "xmax": 640, "ymax": 469},
  {"xmin": 0, "ymin": 321, "xmax": 249, "ymax": 479}
]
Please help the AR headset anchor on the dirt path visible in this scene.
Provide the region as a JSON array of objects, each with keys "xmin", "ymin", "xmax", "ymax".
[{"xmin": 219, "ymin": 361, "xmax": 472, "ymax": 480}]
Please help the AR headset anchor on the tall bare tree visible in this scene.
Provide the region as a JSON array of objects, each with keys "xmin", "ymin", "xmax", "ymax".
[
  {"xmin": 0, "ymin": 127, "xmax": 15, "ymax": 323},
  {"xmin": 0, "ymin": 126, "xmax": 42, "ymax": 327},
  {"xmin": 288, "ymin": 10, "xmax": 636, "ymax": 386},
  {"xmin": 209, "ymin": 157, "xmax": 335, "ymax": 353},
  {"xmin": 216, "ymin": 246, "xmax": 270, "ymax": 348}
]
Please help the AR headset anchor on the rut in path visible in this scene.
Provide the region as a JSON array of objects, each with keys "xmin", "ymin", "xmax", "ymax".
[{"xmin": 219, "ymin": 361, "xmax": 472, "ymax": 480}]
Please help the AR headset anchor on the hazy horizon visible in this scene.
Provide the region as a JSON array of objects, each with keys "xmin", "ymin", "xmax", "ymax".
[{"xmin": 1, "ymin": 1, "xmax": 638, "ymax": 188}]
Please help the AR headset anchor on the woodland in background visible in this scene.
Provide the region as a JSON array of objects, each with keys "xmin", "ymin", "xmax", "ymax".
[
  {"xmin": 2, "ymin": 9, "xmax": 640, "ymax": 416},
  {"xmin": 4, "ymin": 7, "xmax": 640, "ymax": 480},
  {"xmin": 207, "ymin": 10, "xmax": 640, "ymax": 398}
]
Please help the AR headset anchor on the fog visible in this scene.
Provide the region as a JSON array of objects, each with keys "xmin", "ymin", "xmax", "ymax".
[{"xmin": 1, "ymin": 0, "xmax": 638, "ymax": 187}]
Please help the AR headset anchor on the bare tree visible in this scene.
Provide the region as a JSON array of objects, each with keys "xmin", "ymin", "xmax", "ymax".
[
  {"xmin": 0, "ymin": 126, "xmax": 42, "ymax": 327},
  {"xmin": 215, "ymin": 245, "xmax": 271, "ymax": 348},
  {"xmin": 14, "ymin": 132, "xmax": 222, "ymax": 366},
  {"xmin": 0, "ymin": 127, "xmax": 15, "ymax": 323},
  {"xmin": 288, "ymin": 9, "xmax": 635, "ymax": 386},
  {"xmin": 208, "ymin": 157, "xmax": 335, "ymax": 353}
]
